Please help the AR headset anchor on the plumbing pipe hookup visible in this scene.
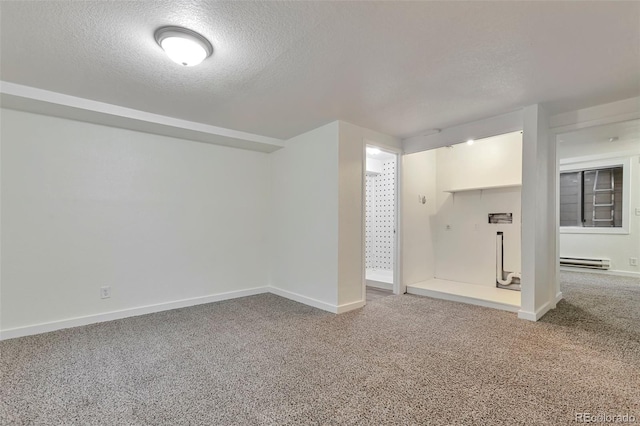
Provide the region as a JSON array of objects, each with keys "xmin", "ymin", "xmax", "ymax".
[{"xmin": 496, "ymin": 232, "xmax": 521, "ymax": 285}]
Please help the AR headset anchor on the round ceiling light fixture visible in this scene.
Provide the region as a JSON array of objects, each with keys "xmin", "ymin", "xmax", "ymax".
[
  {"xmin": 154, "ymin": 26, "xmax": 213, "ymax": 67},
  {"xmin": 466, "ymin": 139, "xmax": 474, "ymax": 145}
]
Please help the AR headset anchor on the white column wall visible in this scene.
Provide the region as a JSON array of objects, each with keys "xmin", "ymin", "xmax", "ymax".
[
  {"xmin": 269, "ymin": 122, "xmax": 340, "ymax": 309},
  {"xmin": 402, "ymin": 150, "xmax": 437, "ymax": 285},
  {"xmin": 520, "ymin": 104, "xmax": 559, "ymax": 321}
]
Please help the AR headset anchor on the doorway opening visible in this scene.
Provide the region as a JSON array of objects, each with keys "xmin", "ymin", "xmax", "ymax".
[
  {"xmin": 556, "ymin": 119, "xmax": 639, "ymax": 290},
  {"xmin": 365, "ymin": 145, "xmax": 399, "ymax": 301}
]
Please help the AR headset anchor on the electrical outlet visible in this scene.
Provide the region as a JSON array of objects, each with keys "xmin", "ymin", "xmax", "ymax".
[
  {"xmin": 630, "ymin": 258, "xmax": 638, "ymax": 267},
  {"xmin": 635, "ymin": 208, "xmax": 640, "ymax": 216},
  {"xmin": 100, "ymin": 286, "xmax": 111, "ymax": 299}
]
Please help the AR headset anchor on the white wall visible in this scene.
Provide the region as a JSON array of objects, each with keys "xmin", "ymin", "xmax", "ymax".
[
  {"xmin": 520, "ymin": 104, "xmax": 557, "ymax": 321},
  {"xmin": 269, "ymin": 122, "xmax": 340, "ymax": 307},
  {"xmin": 435, "ymin": 189, "xmax": 522, "ymax": 286},
  {"xmin": 436, "ymin": 132, "xmax": 522, "ymax": 191},
  {"xmin": 1, "ymin": 109, "xmax": 270, "ymax": 332},
  {"xmin": 269, "ymin": 120, "xmax": 400, "ymax": 311},
  {"xmin": 1, "ymin": 114, "xmax": 401, "ymax": 334},
  {"xmin": 434, "ymin": 132, "xmax": 523, "ymax": 286},
  {"xmin": 402, "ymin": 150, "xmax": 437, "ymax": 285},
  {"xmin": 557, "ymin": 124, "xmax": 640, "ymax": 275}
]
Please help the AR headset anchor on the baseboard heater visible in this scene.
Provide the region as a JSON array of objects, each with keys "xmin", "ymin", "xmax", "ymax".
[{"xmin": 560, "ymin": 257, "xmax": 610, "ymax": 270}]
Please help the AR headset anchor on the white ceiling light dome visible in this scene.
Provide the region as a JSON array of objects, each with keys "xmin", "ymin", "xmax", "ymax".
[{"xmin": 154, "ymin": 26, "xmax": 213, "ymax": 67}]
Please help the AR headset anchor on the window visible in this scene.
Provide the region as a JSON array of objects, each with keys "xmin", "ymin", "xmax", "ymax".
[{"xmin": 560, "ymin": 167, "xmax": 623, "ymax": 228}]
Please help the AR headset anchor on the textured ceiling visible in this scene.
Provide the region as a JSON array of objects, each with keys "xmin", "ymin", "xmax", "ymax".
[{"xmin": 1, "ymin": 1, "xmax": 639, "ymax": 140}]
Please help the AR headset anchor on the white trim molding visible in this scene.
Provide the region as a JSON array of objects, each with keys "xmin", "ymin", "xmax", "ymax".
[
  {"xmin": 518, "ymin": 292, "xmax": 562, "ymax": 321},
  {"xmin": 0, "ymin": 286, "xmax": 270, "ymax": 341},
  {"xmin": 1, "ymin": 286, "xmax": 371, "ymax": 341},
  {"xmin": 518, "ymin": 299, "xmax": 554, "ymax": 321},
  {"xmin": 267, "ymin": 287, "xmax": 338, "ymax": 313},
  {"xmin": 268, "ymin": 286, "xmax": 365, "ymax": 314},
  {"xmin": 336, "ymin": 300, "xmax": 366, "ymax": 314},
  {"xmin": 559, "ymin": 156, "xmax": 632, "ymax": 235},
  {"xmin": 560, "ymin": 267, "xmax": 640, "ymax": 279}
]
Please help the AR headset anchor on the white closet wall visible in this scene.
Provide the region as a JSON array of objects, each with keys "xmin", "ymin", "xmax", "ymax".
[
  {"xmin": 365, "ymin": 157, "xmax": 396, "ymax": 271},
  {"xmin": 434, "ymin": 132, "xmax": 523, "ymax": 286},
  {"xmin": 365, "ymin": 176, "xmax": 375, "ymax": 268}
]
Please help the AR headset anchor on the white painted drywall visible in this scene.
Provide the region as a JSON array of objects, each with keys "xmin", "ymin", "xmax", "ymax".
[
  {"xmin": 366, "ymin": 158, "xmax": 382, "ymax": 174},
  {"xmin": 0, "ymin": 108, "xmax": 270, "ymax": 331},
  {"xmin": 338, "ymin": 121, "xmax": 401, "ymax": 304},
  {"xmin": 402, "ymin": 150, "xmax": 437, "ymax": 285},
  {"xmin": 520, "ymin": 104, "xmax": 558, "ymax": 320},
  {"xmin": 557, "ymin": 127, "xmax": 640, "ymax": 275},
  {"xmin": 434, "ymin": 132, "xmax": 523, "ymax": 286},
  {"xmin": 269, "ymin": 122, "xmax": 340, "ymax": 307},
  {"xmin": 436, "ymin": 132, "xmax": 522, "ymax": 191}
]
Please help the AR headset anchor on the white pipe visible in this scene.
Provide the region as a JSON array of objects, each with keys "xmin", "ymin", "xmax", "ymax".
[
  {"xmin": 496, "ymin": 233, "xmax": 521, "ymax": 285},
  {"xmin": 496, "ymin": 233, "xmax": 508, "ymax": 284}
]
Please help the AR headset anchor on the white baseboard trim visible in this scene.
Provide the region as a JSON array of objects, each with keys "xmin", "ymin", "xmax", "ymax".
[
  {"xmin": 267, "ymin": 286, "xmax": 337, "ymax": 313},
  {"xmin": 555, "ymin": 291, "xmax": 564, "ymax": 305},
  {"xmin": 0, "ymin": 286, "xmax": 269, "ymax": 341},
  {"xmin": 267, "ymin": 287, "xmax": 364, "ymax": 314},
  {"xmin": 560, "ymin": 266, "xmax": 640, "ymax": 278},
  {"xmin": 336, "ymin": 299, "xmax": 365, "ymax": 314},
  {"xmin": 516, "ymin": 310, "xmax": 535, "ymax": 321},
  {"xmin": 518, "ymin": 299, "xmax": 553, "ymax": 322},
  {"xmin": 366, "ymin": 280, "xmax": 393, "ymax": 291},
  {"xmin": 2, "ymin": 286, "xmax": 368, "ymax": 341}
]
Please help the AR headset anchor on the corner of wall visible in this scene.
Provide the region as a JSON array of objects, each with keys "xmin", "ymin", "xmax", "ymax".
[
  {"xmin": 521, "ymin": 104, "xmax": 558, "ymax": 318},
  {"xmin": 267, "ymin": 121, "xmax": 340, "ymax": 308}
]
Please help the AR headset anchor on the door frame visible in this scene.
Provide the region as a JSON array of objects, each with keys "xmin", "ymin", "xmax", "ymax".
[{"xmin": 362, "ymin": 140, "xmax": 404, "ymax": 299}]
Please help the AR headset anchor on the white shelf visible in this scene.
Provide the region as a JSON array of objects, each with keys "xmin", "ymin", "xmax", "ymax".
[{"xmin": 443, "ymin": 183, "xmax": 521, "ymax": 193}]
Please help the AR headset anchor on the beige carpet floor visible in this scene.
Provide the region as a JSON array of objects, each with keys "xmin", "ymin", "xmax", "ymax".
[{"xmin": 1, "ymin": 271, "xmax": 639, "ymax": 425}]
